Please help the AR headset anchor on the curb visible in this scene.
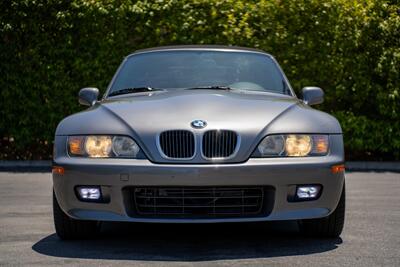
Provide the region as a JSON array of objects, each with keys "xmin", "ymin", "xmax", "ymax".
[
  {"xmin": 345, "ymin": 161, "xmax": 400, "ymax": 172},
  {"xmin": 0, "ymin": 160, "xmax": 52, "ymax": 172},
  {"xmin": 0, "ymin": 160, "xmax": 399, "ymax": 173}
]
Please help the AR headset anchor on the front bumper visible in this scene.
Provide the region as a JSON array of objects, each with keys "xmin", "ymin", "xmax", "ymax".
[{"xmin": 53, "ymin": 154, "xmax": 345, "ymax": 223}]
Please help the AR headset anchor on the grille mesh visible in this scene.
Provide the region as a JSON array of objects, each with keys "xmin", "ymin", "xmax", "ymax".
[
  {"xmin": 159, "ymin": 130, "xmax": 195, "ymax": 159},
  {"xmin": 203, "ymin": 130, "xmax": 238, "ymax": 158},
  {"xmin": 130, "ymin": 186, "xmax": 271, "ymax": 218}
]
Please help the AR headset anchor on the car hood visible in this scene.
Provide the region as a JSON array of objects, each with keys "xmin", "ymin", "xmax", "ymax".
[
  {"xmin": 56, "ymin": 90, "xmax": 341, "ymax": 163},
  {"xmin": 101, "ymin": 90, "xmax": 298, "ymax": 133}
]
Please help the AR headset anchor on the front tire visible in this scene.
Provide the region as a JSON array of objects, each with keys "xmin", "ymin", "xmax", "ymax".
[
  {"xmin": 53, "ymin": 191, "xmax": 99, "ymax": 240},
  {"xmin": 299, "ymin": 183, "xmax": 345, "ymax": 238}
]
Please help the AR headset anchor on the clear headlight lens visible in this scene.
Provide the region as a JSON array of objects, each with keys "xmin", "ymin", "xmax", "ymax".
[
  {"xmin": 68, "ymin": 135, "xmax": 143, "ymax": 158},
  {"xmin": 254, "ymin": 134, "xmax": 329, "ymax": 157},
  {"xmin": 112, "ymin": 136, "xmax": 140, "ymax": 157},
  {"xmin": 257, "ymin": 135, "xmax": 285, "ymax": 156}
]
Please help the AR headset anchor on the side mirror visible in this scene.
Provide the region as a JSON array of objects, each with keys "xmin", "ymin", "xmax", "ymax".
[
  {"xmin": 302, "ymin": 87, "xmax": 324, "ymax": 105},
  {"xmin": 79, "ymin": 87, "xmax": 99, "ymax": 106}
]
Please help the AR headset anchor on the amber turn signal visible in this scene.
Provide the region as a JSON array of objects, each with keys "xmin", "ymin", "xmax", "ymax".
[
  {"xmin": 52, "ymin": 166, "xmax": 65, "ymax": 175},
  {"xmin": 313, "ymin": 135, "xmax": 329, "ymax": 154},
  {"xmin": 331, "ymin": 164, "xmax": 345, "ymax": 173},
  {"xmin": 68, "ymin": 136, "xmax": 85, "ymax": 155}
]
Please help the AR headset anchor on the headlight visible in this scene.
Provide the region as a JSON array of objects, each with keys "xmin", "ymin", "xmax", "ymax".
[
  {"xmin": 112, "ymin": 136, "xmax": 140, "ymax": 157},
  {"xmin": 67, "ymin": 135, "xmax": 144, "ymax": 158},
  {"xmin": 253, "ymin": 134, "xmax": 329, "ymax": 157},
  {"xmin": 257, "ymin": 135, "xmax": 285, "ymax": 156},
  {"xmin": 285, "ymin": 135, "xmax": 312, "ymax": 156},
  {"xmin": 85, "ymin": 136, "xmax": 112, "ymax": 157}
]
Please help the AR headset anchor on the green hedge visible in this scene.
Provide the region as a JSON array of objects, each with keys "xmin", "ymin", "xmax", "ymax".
[{"xmin": 1, "ymin": 0, "xmax": 399, "ymax": 160}]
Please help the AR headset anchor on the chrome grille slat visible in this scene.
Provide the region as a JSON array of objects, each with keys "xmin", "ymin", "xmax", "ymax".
[
  {"xmin": 159, "ymin": 130, "xmax": 195, "ymax": 159},
  {"xmin": 203, "ymin": 130, "xmax": 238, "ymax": 158},
  {"xmin": 130, "ymin": 186, "xmax": 270, "ymax": 218}
]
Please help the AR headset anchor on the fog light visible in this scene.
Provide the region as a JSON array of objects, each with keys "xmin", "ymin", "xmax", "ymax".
[
  {"xmin": 296, "ymin": 185, "xmax": 321, "ymax": 199},
  {"xmin": 76, "ymin": 186, "xmax": 101, "ymax": 200}
]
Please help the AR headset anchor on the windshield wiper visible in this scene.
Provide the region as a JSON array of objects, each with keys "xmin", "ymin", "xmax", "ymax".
[
  {"xmin": 108, "ymin": 87, "xmax": 164, "ymax": 97},
  {"xmin": 184, "ymin": 85, "xmax": 232, "ymax": 91}
]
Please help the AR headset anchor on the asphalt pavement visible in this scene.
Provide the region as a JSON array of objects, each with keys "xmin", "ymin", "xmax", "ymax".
[{"xmin": 0, "ymin": 172, "xmax": 399, "ymax": 266}]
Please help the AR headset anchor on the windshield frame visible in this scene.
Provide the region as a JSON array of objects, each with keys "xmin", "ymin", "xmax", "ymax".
[{"xmin": 104, "ymin": 48, "xmax": 296, "ymax": 99}]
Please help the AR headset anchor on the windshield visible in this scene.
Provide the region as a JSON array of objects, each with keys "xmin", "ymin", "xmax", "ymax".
[{"xmin": 108, "ymin": 50, "xmax": 290, "ymax": 95}]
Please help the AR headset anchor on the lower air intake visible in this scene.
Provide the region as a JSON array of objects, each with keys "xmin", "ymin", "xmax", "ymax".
[{"xmin": 127, "ymin": 186, "xmax": 274, "ymax": 219}]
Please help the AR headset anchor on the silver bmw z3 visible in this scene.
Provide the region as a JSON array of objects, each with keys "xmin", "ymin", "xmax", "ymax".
[{"xmin": 53, "ymin": 45, "xmax": 345, "ymax": 240}]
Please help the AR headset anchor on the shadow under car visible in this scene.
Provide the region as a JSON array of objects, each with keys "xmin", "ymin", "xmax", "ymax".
[{"xmin": 32, "ymin": 221, "xmax": 342, "ymax": 262}]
